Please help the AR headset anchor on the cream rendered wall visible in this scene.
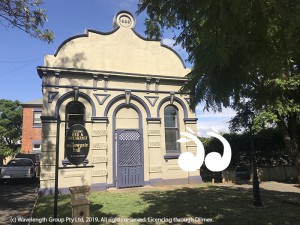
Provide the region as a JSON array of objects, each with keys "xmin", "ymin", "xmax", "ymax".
[
  {"xmin": 44, "ymin": 27, "xmax": 190, "ymax": 77},
  {"xmin": 40, "ymin": 73, "xmax": 198, "ymax": 191},
  {"xmin": 39, "ymin": 11, "xmax": 200, "ymax": 192},
  {"xmin": 116, "ymin": 108, "xmax": 139, "ymax": 129}
]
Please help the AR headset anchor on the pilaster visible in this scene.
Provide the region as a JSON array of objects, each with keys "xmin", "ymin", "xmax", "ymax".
[
  {"xmin": 147, "ymin": 118, "xmax": 163, "ymax": 181},
  {"xmin": 90, "ymin": 117, "xmax": 109, "ymax": 185},
  {"xmin": 184, "ymin": 118, "xmax": 202, "ymax": 182},
  {"xmin": 40, "ymin": 116, "xmax": 58, "ymax": 190}
]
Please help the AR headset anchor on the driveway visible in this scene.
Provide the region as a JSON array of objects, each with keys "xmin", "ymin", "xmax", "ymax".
[
  {"xmin": 0, "ymin": 180, "xmax": 38, "ymax": 225},
  {"xmin": 216, "ymin": 181, "xmax": 300, "ymax": 205}
]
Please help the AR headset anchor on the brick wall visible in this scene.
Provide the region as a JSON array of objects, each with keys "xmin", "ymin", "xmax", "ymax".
[{"xmin": 21, "ymin": 106, "xmax": 42, "ymax": 153}]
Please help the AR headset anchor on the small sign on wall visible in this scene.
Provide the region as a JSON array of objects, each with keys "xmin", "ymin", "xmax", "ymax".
[{"xmin": 65, "ymin": 124, "xmax": 90, "ymax": 166}]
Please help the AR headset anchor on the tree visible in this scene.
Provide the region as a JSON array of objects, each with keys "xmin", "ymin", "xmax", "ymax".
[
  {"xmin": 137, "ymin": 0, "xmax": 300, "ymax": 182},
  {"xmin": 0, "ymin": 0, "xmax": 54, "ymax": 42},
  {"xmin": 0, "ymin": 99, "xmax": 22, "ymax": 156},
  {"xmin": 204, "ymin": 130, "xmax": 290, "ymax": 169}
]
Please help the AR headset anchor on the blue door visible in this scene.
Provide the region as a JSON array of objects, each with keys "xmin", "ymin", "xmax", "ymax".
[{"xmin": 116, "ymin": 129, "xmax": 144, "ymax": 188}]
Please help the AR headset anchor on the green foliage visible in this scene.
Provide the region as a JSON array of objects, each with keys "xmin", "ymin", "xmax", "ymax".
[
  {"xmin": 0, "ymin": 99, "xmax": 22, "ymax": 156},
  {"xmin": 138, "ymin": 0, "xmax": 300, "ymax": 111},
  {"xmin": 0, "ymin": 0, "xmax": 54, "ymax": 42},
  {"xmin": 204, "ymin": 129, "xmax": 290, "ymax": 168},
  {"xmin": 138, "ymin": 1, "xmax": 300, "ymax": 177}
]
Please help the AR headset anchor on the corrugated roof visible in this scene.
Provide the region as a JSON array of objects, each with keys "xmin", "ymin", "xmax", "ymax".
[{"xmin": 20, "ymin": 98, "xmax": 43, "ymax": 106}]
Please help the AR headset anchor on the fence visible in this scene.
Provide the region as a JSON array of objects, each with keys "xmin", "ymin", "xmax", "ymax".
[
  {"xmin": 258, "ymin": 166, "xmax": 297, "ymax": 181},
  {"xmin": 221, "ymin": 166, "xmax": 297, "ymax": 183}
]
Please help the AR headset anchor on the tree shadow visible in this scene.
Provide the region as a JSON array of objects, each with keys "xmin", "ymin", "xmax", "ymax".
[
  {"xmin": 32, "ymin": 195, "xmax": 118, "ymax": 225},
  {"xmin": 0, "ymin": 182, "xmax": 38, "ymax": 211},
  {"xmin": 56, "ymin": 52, "xmax": 87, "ymax": 69},
  {"xmin": 90, "ymin": 203, "xmax": 118, "ymax": 225},
  {"xmin": 130, "ymin": 186, "xmax": 300, "ymax": 225},
  {"xmin": 258, "ymin": 188, "xmax": 300, "ymax": 205}
]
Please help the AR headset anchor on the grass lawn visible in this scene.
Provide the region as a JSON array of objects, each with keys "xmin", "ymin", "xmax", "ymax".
[{"xmin": 32, "ymin": 184, "xmax": 300, "ymax": 225}]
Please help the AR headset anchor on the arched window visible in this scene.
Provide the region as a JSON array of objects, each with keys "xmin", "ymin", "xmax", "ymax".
[
  {"xmin": 164, "ymin": 105, "xmax": 180, "ymax": 154},
  {"xmin": 66, "ymin": 101, "xmax": 85, "ymax": 128}
]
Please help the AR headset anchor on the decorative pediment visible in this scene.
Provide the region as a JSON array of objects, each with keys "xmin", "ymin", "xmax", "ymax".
[{"xmin": 44, "ymin": 11, "xmax": 190, "ymax": 78}]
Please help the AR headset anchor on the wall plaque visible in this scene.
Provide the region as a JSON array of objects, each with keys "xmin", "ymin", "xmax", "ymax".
[
  {"xmin": 150, "ymin": 165, "xmax": 162, "ymax": 173},
  {"xmin": 92, "ymin": 156, "xmax": 107, "ymax": 164},
  {"xmin": 40, "ymin": 172, "xmax": 55, "ymax": 180},
  {"xmin": 187, "ymin": 142, "xmax": 197, "ymax": 147},
  {"xmin": 148, "ymin": 130, "xmax": 160, "ymax": 136},
  {"xmin": 92, "ymin": 130, "xmax": 107, "ymax": 137},
  {"xmin": 149, "ymin": 142, "xmax": 161, "ymax": 148},
  {"xmin": 41, "ymin": 153, "xmax": 55, "ymax": 165},
  {"xmin": 92, "ymin": 169, "xmax": 107, "ymax": 177},
  {"xmin": 65, "ymin": 124, "xmax": 90, "ymax": 166},
  {"xmin": 92, "ymin": 143, "xmax": 107, "ymax": 150}
]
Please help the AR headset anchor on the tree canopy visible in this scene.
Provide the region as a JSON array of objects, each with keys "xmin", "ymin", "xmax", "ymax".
[
  {"xmin": 0, "ymin": 99, "xmax": 22, "ymax": 156},
  {"xmin": 138, "ymin": 0, "xmax": 299, "ymax": 110},
  {"xmin": 0, "ymin": 0, "xmax": 54, "ymax": 42},
  {"xmin": 204, "ymin": 129, "xmax": 290, "ymax": 169},
  {"xmin": 138, "ymin": 0, "xmax": 300, "ymax": 181}
]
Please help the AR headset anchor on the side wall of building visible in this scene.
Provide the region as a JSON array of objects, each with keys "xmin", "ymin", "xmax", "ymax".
[{"xmin": 21, "ymin": 106, "xmax": 42, "ymax": 154}]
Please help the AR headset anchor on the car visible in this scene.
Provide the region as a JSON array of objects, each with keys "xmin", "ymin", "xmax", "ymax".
[{"xmin": 0, "ymin": 158, "xmax": 36, "ymax": 183}]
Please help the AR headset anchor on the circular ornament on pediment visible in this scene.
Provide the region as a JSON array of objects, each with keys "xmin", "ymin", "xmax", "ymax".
[{"xmin": 113, "ymin": 11, "xmax": 135, "ymax": 29}]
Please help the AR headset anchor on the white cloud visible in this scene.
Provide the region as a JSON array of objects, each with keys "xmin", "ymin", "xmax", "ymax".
[
  {"xmin": 195, "ymin": 104, "xmax": 236, "ymax": 137},
  {"xmin": 197, "ymin": 119, "xmax": 231, "ymax": 137},
  {"xmin": 162, "ymin": 38, "xmax": 175, "ymax": 46}
]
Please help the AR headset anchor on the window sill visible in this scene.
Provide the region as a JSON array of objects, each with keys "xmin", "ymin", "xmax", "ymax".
[
  {"xmin": 164, "ymin": 154, "xmax": 180, "ymax": 160},
  {"xmin": 32, "ymin": 125, "xmax": 42, "ymax": 128}
]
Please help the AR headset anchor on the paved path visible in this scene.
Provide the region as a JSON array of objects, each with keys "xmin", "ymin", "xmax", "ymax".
[
  {"xmin": 0, "ymin": 181, "xmax": 38, "ymax": 225},
  {"xmin": 215, "ymin": 181, "xmax": 300, "ymax": 205}
]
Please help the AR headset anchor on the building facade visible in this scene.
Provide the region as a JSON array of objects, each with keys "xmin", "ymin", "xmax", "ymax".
[
  {"xmin": 20, "ymin": 98, "xmax": 43, "ymax": 154},
  {"xmin": 38, "ymin": 11, "xmax": 200, "ymax": 194}
]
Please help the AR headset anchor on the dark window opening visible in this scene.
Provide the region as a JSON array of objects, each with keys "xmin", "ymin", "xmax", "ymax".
[
  {"xmin": 66, "ymin": 101, "xmax": 85, "ymax": 128},
  {"xmin": 33, "ymin": 111, "xmax": 42, "ymax": 127},
  {"xmin": 64, "ymin": 101, "xmax": 85, "ymax": 161},
  {"xmin": 164, "ymin": 105, "xmax": 180, "ymax": 154},
  {"xmin": 33, "ymin": 144, "xmax": 41, "ymax": 149}
]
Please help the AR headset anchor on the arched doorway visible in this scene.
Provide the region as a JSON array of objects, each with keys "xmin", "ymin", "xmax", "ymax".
[{"xmin": 114, "ymin": 106, "xmax": 144, "ymax": 188}]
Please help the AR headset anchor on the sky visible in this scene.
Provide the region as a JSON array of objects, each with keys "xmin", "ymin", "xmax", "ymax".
[{"xmin": 0, "ymin": 0, "xmax": 235, "ymax": 136}]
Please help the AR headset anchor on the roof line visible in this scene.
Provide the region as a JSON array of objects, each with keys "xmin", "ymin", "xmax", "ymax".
[
  {"xmin": 37, "ymin": 66, "xmax": 189, "ymax": 80},
  {"xmin": 53, "ymin": 27, "xmax": 120, "ymax": 57},
  {"xmin": 131, "ymin": 29, "xmax": 187, "ymax": 69}
]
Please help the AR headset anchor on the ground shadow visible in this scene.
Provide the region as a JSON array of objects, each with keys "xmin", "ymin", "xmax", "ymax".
[
  {"xmin": 32, "ymin": 194, "xmax": 118, "ymax": 225},
  {"xmin": 90, "ymin": 203, "xmax": 118, "ymax": 225},
  {"xmin": 130, "ymin": 186, "xmax": 300, "ymax": 225},
  {"xmin": 0, "ymin": 181, "xmax": 38, "ymax": 211}
]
